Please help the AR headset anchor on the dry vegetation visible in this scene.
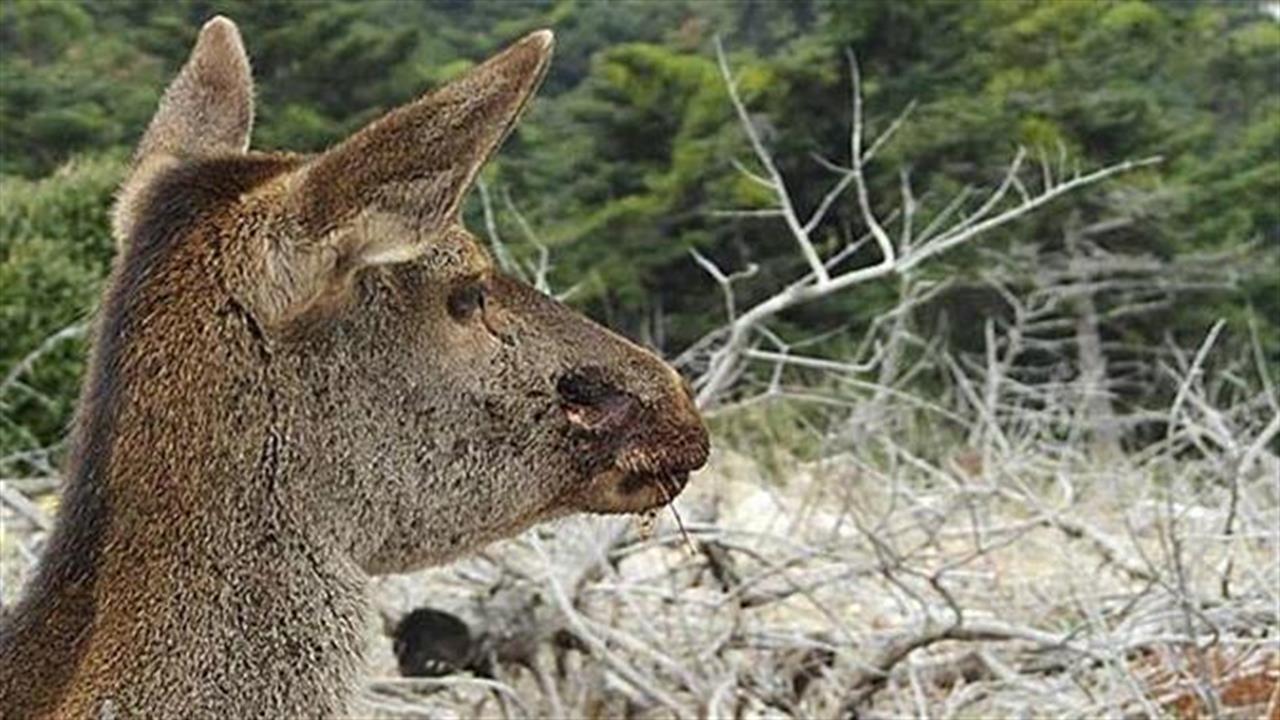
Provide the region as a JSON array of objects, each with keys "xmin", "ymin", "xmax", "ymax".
[
  {"xmin": 2, "ymin": 41, "xmax": 1277, "ymax": 720},
  {"xmin": 4, "ymin": 333, "xmax": 1277, "ymax": 718},
  {"xmin": 337, "ymin": 307, "xmax": 1277, "ymax": 719}
]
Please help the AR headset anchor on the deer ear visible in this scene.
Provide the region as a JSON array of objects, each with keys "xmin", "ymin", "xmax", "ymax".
[
  {"xmin": 137, "ymin": 16, "xmax": 254, "ymax": 162},
  {"xmin": 114, "ymin": 16, "xmax": 254, "ymax": 244},
  {"xmin": 284, "ymin": 29, "xmax": 553, "ymax": 262}
]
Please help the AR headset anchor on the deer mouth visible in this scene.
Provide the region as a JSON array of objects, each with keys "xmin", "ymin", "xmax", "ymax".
[
  {"xmin": 559, "ymin": 373, "xmax": 709, "ymax": 515},
  {"xmin": 579, "ymin": 467, "xmax": 692, "ymax": 515}
]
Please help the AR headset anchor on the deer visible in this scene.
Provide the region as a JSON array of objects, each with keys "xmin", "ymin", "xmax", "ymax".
[{"xmin": 0, "ymin": 16, "xmax": 708, "ymax": 719}]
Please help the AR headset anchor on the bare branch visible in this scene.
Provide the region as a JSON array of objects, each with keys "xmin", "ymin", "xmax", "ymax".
[
  {"xmin": 715, "ymin": 36, "xmax": 829, "ymax": 284},
  {"xmin": 2, "ymin": 323, "xmax": 88, "ymax": 397},
  {"xmin": 692, "ymin": 42, "xmax": 1160, "ymax": 408}
]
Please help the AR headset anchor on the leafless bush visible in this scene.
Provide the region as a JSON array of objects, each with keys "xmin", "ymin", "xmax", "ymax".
[
  {"xmin": 326, "ymin": 46, "xmax": 1276, "ymax": 718},
  {"xmin": 325, "ymin": 293, "xmax": 1275, "ymax": 719},
  {"xmin": 3, "ymin": 42, "xmax": 1276, "ymax": 720},
  {"xmin": 4, "ymin": 309, "xmax": 1275, "ymax": 718},
  {"xmin": 677, "ymin": 40, "xmax": 1159, "ymax": 410}
]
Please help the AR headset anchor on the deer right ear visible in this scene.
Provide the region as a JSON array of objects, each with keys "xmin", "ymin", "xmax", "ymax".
[
  {"xmin": 281, "ymin": 29, "xmax": 553, "ymax": 264},
  {"xmin": 241, "ymin": 30, "xmax": 552, "ymax": 327},
  {"xmin": 114, "ymin": 16, "xmax": 254, "ymax": 244}
]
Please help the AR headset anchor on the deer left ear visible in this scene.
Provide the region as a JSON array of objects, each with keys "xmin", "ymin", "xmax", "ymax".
[
  {"xmin": 114, "ymin": 16, "xmax": 254, "ymax": 244},
  {"xmin": 136, "ymin": 16, "xmax": 254, "ymax": 163}
]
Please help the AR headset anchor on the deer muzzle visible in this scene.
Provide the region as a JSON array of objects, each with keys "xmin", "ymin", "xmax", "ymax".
[{"xmin": 558, "ymin": 366, "xmax": 709, "ymax": 514}]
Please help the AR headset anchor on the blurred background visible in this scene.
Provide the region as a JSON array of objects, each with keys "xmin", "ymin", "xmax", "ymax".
[{"xmin": 2, "ymin": 1, "xmax": 1278, "ymax": 718}]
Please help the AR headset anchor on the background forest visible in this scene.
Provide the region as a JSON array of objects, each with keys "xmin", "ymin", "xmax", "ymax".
[
  {"xmin": 2, "ymin": 1, "xmax": 1278, "ymax": 717},
  {"xmin": 2, "ymin": 0, "xmax": 1278, "ymax": 454}
]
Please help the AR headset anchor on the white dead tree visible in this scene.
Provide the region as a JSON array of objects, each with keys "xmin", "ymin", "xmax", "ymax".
[
  {"xmin": 686, "ymin": 39, "xmax": 1161, "ymax": 409},
  {"xmin": 966, "ymin": 215, "xmax": 1247, "ymax": 457}
]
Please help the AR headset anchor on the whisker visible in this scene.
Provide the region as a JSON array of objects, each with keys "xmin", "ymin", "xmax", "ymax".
[{"xmin": 654, "ymin": 476, "xmax": 696, "ymax": 556}]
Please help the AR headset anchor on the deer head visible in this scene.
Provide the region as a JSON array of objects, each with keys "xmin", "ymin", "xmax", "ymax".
[
  {"xmin": 122, "ymin": 15, "xmax": 706, "ymax": 565},
  {"xmin": 1, "ymin": 17, "xmax": 706, "ymax": 717}
]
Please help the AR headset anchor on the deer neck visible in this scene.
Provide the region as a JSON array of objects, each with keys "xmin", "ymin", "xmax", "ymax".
[
  {"xmin": 3, "ymin": 427, "xmax": 374, "ymax": 717},
  {"xmin": 1, "ymin": 400, "xmax": 374, "ymax": 717},
  {"xmin": 1, "ymin": 258, "xmax": 373, "ymax": 718}
]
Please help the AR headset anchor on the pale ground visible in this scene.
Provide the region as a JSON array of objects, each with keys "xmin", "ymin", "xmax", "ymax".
[
  {"xmin": 4, "ymin": 440, "xmax": 1278, "ymax": 718},
  {"xmin": 355, "ymin": 441, "xmax": 1280, "ymax": 719}
]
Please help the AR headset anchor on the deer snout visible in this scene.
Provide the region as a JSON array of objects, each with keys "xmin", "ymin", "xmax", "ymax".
[{"xmin": 559, "ymin": 364, "xmax": 709, "ymax": 514}]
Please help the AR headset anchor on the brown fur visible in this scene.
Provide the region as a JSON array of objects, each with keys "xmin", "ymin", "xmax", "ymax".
[{"xmin": 0, "ymin": 17, "xmax": 707, "ymax": 719}]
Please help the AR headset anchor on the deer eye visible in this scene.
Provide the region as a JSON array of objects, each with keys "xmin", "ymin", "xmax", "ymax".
[{"xmin": 447, "ymin": 280, "xmax": 486, "ymax": 322}]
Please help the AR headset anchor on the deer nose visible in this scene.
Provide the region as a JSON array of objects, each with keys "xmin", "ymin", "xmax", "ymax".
[{"xmin": 557, "ymin": 369, "xmax": 636, "ymax": 435}]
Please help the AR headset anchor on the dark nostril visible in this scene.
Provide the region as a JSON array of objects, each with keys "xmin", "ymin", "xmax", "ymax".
[
  {"xmin": 557, "ymin": 368, "xmax": 634, "ymax": 433},
  {"xmin": 556, "ymin": 370, "xmax": 621, "ymax": 408}
]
